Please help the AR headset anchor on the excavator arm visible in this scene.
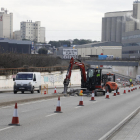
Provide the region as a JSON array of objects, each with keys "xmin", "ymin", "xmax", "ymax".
[{"xmin": 63, "ymin": 57, "xmax": 86, "ymax": 94}]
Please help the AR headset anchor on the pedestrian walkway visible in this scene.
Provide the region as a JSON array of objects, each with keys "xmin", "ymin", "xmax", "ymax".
[{"xmin": 111, "ymin": 111, "xmax": 140, "ymax": 140}]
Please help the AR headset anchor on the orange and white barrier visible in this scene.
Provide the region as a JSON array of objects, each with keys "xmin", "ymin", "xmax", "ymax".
[
  {"xmin": 117, "ymin": 88, "xmax": 120, "ymax": 95},
  {"xmin": 55, "ymin": 96, "xmax": 62, "ymax": 113},
  {"xmin": 123, "ymin": 87, "xmax": 126, "ymax": 94},
  {"xmin": 91, "ymin": 90, "xmax": 95, "ymax": 101},
  {"xmin": 9, "ymin": 103, "xmax": 20, "ymax": 126},
  {"xmin": 79, "ymin": 96, "xmax": 84, "ymax": 106},
  {"xmin": 54, "ymin": 87, "xmax": 57, "ymax": 94},
  {"xmin": 113, "ymin": 90, "xmax": 116, "ymax": 96},
  {"xmin": 128, "ymin": 86, "xmax": 130, "ymax": 92},
  {"xmin": 41, "ymin": 84, "xmax": 48, "ymax": 95},
  {"xmin": 106, "ymin": 90, "xmax": 109, "ymax": 99}
]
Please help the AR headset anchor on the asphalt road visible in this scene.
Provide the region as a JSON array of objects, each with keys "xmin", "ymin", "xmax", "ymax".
[
  {"xmin": 0, "ymin": 86, "xmax": 140, "ymax": 140},
  {"xmin": 0, "ymin": 87, "xmax": 79, "ymax": 104}
]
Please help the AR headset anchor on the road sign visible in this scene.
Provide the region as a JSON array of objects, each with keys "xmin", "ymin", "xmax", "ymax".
[{"xmin": 63, "ymin": 49, "xmax": 78, "ymax": 59}]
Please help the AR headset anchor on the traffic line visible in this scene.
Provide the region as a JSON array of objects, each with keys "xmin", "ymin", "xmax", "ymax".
[
  {"xmin": 46, "ymin": 113, "xmax": 57, "ymax": 117},
  {"xmin": 75, "ymin": 106, "xmax": 82, "ymax": 109},
  {"xmin": 93, "ymin": 101, "xmax": 98, "ymax": 103},
  {"xmin": 0, "ymin": 126, "xmax": 14, "ymax": 132}
]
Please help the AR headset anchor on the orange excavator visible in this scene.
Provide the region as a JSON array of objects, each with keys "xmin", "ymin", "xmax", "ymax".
[
  {"xmin": 102, "ymin": 73, "xmax": 118, "ymax": 93},
  {"xmin": 63, "ymin": 57, "xmax": 105, "ymax": 96}
]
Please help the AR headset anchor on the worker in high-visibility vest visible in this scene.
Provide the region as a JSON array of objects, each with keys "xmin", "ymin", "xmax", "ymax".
[{"xmin": 130, "ymin": 79, "xmax": 132, "ymax": 85}]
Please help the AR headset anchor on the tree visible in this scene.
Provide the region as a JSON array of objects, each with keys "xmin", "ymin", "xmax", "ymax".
[{"xmin": 38, "ymin": 48, "xmax": 48, "ymax": 54}]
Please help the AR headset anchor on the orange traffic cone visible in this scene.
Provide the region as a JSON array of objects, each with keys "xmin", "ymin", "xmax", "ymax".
[
  {"xmin": 91, "ymin": 90, "xmax": 95, "ymax": 101},
  {"xmin": 9, "ymin": 103, "xmax": 20, "ymax": 126},
  {"xmin": 123, "ymin": 87, "xmax": 126, "ymax": 94},
  {"xmin": 106, "ymin": 90, "xmax": 110, "ymax": 99},
  {"xmin": 131, "ymin": 86, "xmax": 133, "ymax": 91},
  {"xmin": 79, "ymin": 96, "xmax": 84, "ymax": 106},
  {"xmin": 117, "ymin": 88, "xmax": 120, "ymax": 95},
  {"xmin": 54, "ymin": 87, "xmax": 57, "ymax": 94},
  {"xmin": 113, "ymin": 90, "xmax": 116, "ymax": 96},
  {"xmin": 55, "ymin": 96, "xmax": 62, "ymax": 113},
  {"xmin": 128, "ymin": 86, "xmax": 130, "ymax": 92}
]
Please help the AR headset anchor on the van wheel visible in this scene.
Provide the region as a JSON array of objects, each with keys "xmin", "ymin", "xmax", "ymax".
[
  {"xmin": 22, "ymin": 91, "xmax": 24, "ymax": 93},
  {"xmin": 14, "ymin": 91, "xmax": 17, "ymax": 94},
  {"xmin": 31, "ymin": 88, "xmax": 34, "ymax": 94}
]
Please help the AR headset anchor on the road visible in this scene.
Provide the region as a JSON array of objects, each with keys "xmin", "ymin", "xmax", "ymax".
[
  {"xmin": 0, "ymin": 86, "xmax": 140, "ymax": 140},
  {"xmin": 0, "ymin": 86, "xmax": 79, "ymax": 104}
]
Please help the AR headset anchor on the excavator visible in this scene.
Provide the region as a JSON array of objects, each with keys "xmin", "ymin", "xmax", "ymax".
[
  {"xmin": 63, "ymin": 57, "xmax": 105, "ymax": 96},
  {"xmin": 102, "ymin": 73, "xmax": 118, "ymax": 93}
]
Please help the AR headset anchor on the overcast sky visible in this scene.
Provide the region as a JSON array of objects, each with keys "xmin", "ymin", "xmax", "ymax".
[{"xmin": 1, "ymin": 0, "xmax": 135, "ymax": 42}]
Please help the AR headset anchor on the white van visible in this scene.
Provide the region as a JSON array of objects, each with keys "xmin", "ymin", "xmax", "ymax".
[{"xmin": 13, "ymin": 72, "xmax": 41, "ymax": 94}]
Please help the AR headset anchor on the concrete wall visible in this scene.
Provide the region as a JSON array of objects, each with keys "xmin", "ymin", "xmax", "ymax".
[
  {"xmin": 112, "ymin": 66, "xmax": 139, "ymax": 78},
  {"xmin": 0, "ymin": 70, "xmax": 81, "ymax": 89}
]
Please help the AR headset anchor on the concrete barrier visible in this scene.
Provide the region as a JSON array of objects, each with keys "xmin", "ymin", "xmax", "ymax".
[{"xmin": 0, "ymin": 70, "xmax": 81, "ymax": 89}]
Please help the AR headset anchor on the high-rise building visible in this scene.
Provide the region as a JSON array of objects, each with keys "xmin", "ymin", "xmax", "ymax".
[
  {"xmin": 20, "ymin": 20, "xmax": 46, "ymax": 43},
  {"xmin": 0, "ymin": 8, "xmax": 13, "ymax": 39},
  {"xmin": 101, "ymin": 0, "xmax": 140, "ymax": 58}
]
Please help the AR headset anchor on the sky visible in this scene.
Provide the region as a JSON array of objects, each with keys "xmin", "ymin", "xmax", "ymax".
[{"xmin": 1, "ymin": 0, "xmax": 135, "ymax": 42}]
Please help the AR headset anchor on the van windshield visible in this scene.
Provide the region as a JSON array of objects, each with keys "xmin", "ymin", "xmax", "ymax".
[{"xmin": 16, "ymin": 74, "xmax": 33, "ymax": 80}]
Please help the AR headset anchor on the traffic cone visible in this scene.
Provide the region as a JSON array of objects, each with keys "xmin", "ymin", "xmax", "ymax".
[
  {"xmin": 131, "ymin": 86, "xmax": 133, "ymax": 91},
  {"xmin": 128, "ymin": 86, "xmax": 130, "ymax": 92},
  {"xmin": 117, "ymin": 88, "xmax": 120, "ymax": 95},
  {"xmin": 9, "ymin": 103, "xmax": 20, "ymax": 126},
  {"xmin": 113, "ymin": 90, "xmax": 116, "ymax": 96},
  {"xmin": 123, "ymin": 87, "xmax": 126, "ymax": 94},
  {"xmin": 44, "ymin": 90, "xmax": 46, "ymax": 95},
  {"xmin": 106, "ymin": 90, "xmax": 110, "ymax": 99},
  {"xmin": 54, "ymin": 87, "xmax": 56, "ymax": 94},
  {"xmin": 55, "ymin": 96, "xmax": 62, "ymax": 113},
  {"xmin": 79, "ymin": 96, "xmax": 84, "ymax": 106},
  {"xmin": 91, "ymin": 90, "xmax": 95, "ymax": 101}
]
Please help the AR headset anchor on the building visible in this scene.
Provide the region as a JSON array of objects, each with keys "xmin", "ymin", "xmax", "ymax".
[
  {"xmin": 13, "ymin": 30, "xmax": 21, "ymax": 40},
  {"xmin": 0, "ymin": 8, "xmax": 13, "ymax": 39},
  {"xmin": 0, "ymin": 38, "xmax": 32, "ymax": 54},
  {"xmin": 20, "ymin": 20, "xmax": 46, "ymax": 43},
  {"xmin": 56, "ymin": 42, "xmax": 122, "ymax": 59},
  {"xmin": 75, "ymin": 42, "xmax": 122, "ymax": 58},
  {"xmin": 102, "ymin": 1, "xmax": 140, "ymax": 58}
]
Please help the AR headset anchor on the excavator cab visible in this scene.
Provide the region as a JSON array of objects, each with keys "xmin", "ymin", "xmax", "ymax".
[{"xmin": 86, "ymin": 68, "xmax": 102, "ymax": 90}]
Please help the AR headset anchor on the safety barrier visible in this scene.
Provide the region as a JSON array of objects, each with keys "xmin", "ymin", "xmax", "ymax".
[{"xmin": 41, "ymin": 84, "xmax": 48, "ymax": 95}]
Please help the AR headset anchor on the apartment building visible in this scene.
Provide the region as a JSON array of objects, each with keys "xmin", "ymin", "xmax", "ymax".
[
  {"xmin": 20, "ymin": 20, "xmax": 46, "ymax": 43},
  {"xmin": 0, "ymin": 8, "xmax": 13, "ymax": 39}
]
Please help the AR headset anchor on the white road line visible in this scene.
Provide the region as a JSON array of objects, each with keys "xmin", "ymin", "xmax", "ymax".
[
  {"xmin": 75, "ymin": 106, "xmax": 82, "ymax": 109},
  {"xmin": 93, "ymin": 101, "xmax": 98, "ymax": 103},
  {"xmin": 0, "ymin": 126, "xmax": 14, "ymax": 132},
  {"xmin": 46, "ymin": 113, "xmax": 57, "ymax": 117}
]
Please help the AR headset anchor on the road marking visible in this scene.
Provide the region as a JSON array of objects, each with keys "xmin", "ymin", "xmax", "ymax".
[
  {"xmin": 93, "ymin": 101, "xmax": 98, "ymax": 103},
  {"xmin": 46, "ymin": 113, "xmax": 57, "ymax": 117},
  {"xmin": 0, "ymin": 126, "xmax": 14, "ymax": 132},
  {"xmin": 75, "ymin": 106, "xmax": 82, "ymax": 109}
]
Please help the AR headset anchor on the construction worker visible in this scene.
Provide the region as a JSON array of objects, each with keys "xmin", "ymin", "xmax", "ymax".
[{"xmin": 130, "ymin": 78, "xmax": 132, "ymax": 85}]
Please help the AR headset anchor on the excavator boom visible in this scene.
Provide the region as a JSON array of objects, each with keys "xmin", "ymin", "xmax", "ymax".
[{"xmin": 63, "ymin": 57, "xmax": 86, "ymax": 94}]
